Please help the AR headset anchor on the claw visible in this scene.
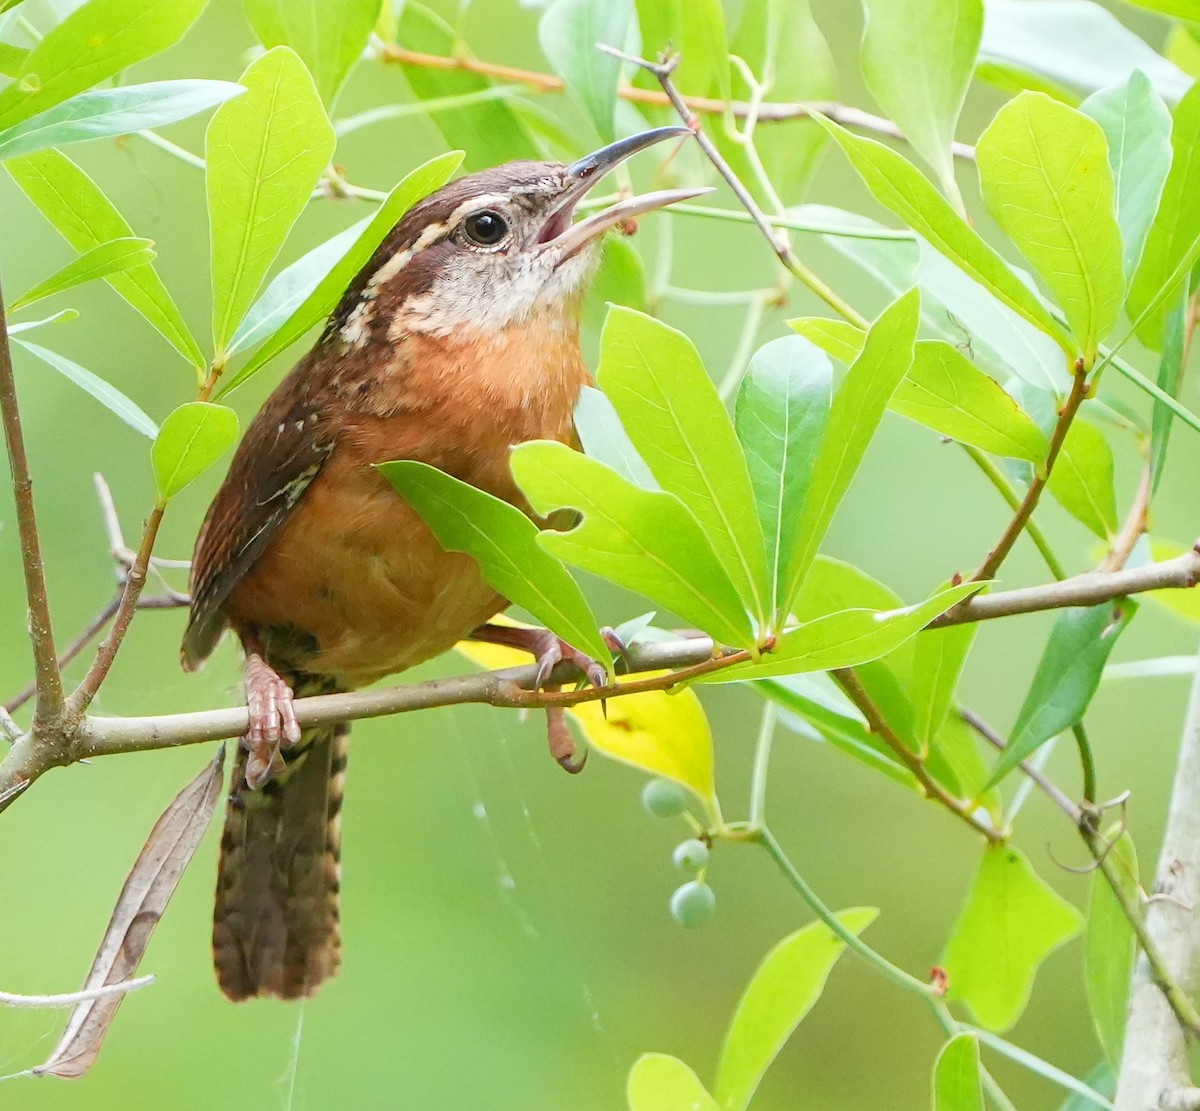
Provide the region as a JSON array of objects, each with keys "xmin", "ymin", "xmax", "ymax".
[
  {"xmin": 600, "ymin": 626, "xmax": 633, "ymax": 672},
  {"xmin": 242, "ymin": 653, "xmax": 300, "ymax": 790}
]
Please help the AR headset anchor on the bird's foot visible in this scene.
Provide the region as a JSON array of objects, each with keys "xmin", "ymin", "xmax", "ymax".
[
  {"xmin": 470, "ymin": 623, "xmax": 629, "ymax": 774},
  {"xmin": 470, "ymin": 623, "xmax": 627, "ymax": 690},
  {"xmin": 242, "ymin": 653, "xmax": 302, "ymax": 790}
]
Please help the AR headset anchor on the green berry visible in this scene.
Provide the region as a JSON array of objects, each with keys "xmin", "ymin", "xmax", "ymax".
[
  {"xmin": 670, "ymin": 881, "xmax": 716, "ymax": 928},
  {"xmin": 642, "ymin": 777, "xmax": 687, "ymax": 819},
  {"xmin": 673, "ymin": 838, "xmax": 710, "ymax": 872}
]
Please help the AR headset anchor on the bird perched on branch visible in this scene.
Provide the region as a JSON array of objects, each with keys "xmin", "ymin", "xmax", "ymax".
[{"xmin": 181, "ymin": 127, "xmax": 702, "ymax": 1002}]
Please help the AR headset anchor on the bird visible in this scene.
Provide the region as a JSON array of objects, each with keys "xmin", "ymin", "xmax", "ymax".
[{"xmin": 181, "ymin": 126, "xmax": 704, "ymax": 1002}]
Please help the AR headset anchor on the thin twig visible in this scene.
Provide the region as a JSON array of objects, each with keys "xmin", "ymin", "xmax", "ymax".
[
  {"xmin": 961, "ymin": 709, "xmax": 1081, "ymax": 822},
  {"xmin": 601, "ymin": 46, "xmax": 868, "ymax": 327},
  {"xmin": 971, "ymin": 360, "xmax": 1091, "ymax": 583},
  {"xmin": 376, "ymin": 45, "xmax": 978, "ymax": 160},
  {"xmin": 1103, "ymin": 461, "xmax": 1152, "ymax": 573},
  {"xmin": 64, "ymin": 504, "xmax": 165, "ymax": 724},
  {"xmin": 0, "ymin": 275, "xmax": 63, "ymax": 728},
  {"xmin": 967, "ymin": 705, "xmax": 1200, "ymax": 1052},
  {"xmin": 832, "ymin": 668, "xmax": 1004, "ymax": 843},
  {"xmin": 5, "ymin": 599, "xmax": 119, "ymax": 715}
]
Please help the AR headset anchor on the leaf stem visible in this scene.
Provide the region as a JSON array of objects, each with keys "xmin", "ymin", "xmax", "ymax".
[
  {"xmin": 748, "ymin": 701, "xmax": 776, "ymax": 828},
  {"xmin": 0, "ymin": 273, "xmax": 63, "ymax": 728}
]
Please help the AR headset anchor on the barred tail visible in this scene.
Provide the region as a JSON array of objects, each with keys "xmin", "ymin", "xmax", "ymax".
[{"xmin": 213, "ymin": 721, "xmax": 348, "ymax": 1001}]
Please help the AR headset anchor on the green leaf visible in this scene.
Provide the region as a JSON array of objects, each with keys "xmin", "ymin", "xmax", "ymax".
[
  {"xmin": 218, "ymin": 150, "xmax": 463, "ymax": 393},
  {"xmin": 976, "ymin": 92, "xmax": 1124, "ymax": 361},
  {"xmin": 894, "ymin": 341, "xmax": 1049, "ymax": 461},
  {"xmin": 817, "ymin": 117, "xmax": 1076, "ymax": 358},
  {"xmin": 152, "ymin": 402, "xmax": 239, "ymax": 498},
  {"xmin": 787, "ymin": 317, "xmax": 864, "ymax": 365},
  {"xmin": 6, "ymin": 309, "xmax": 79, "ymax": 335},
  {"xmin": 598, "ymin": 307, "xmax": 770, "ymax": 627},
  {"xmin": 377, "ymin": 460, "xmax": 610, "ymax": 667},
  {"xmin": 0, "ymin": 80, "xmax": 243, "ymax": 161},
  {"xmin": 970, "ymin": 1032, "xmax": 1115, "ymax": 1109},
  {"xmin": 227, "ymin": 217, "xmax": 365, "ymax": 356},
  {"xmin": 1087, "ymin": 831, "xmax": 1138, "ymax": 1068},
  {"xmin": 397, "ymin": 3, "xmax": 542, "ymax": 171},
  {"xmin": 911, "ymin": 623, "xmax": 978, "ymax": 754},
  {"xmin": 933, "ymin": 1033, "xmax": 984, "ymax": 1111},
  {"xmin": 1127, "ymin": 83, "xmax": 1200, "ymax": 350},
  {"xmin": 714, "ymin": 909, "xmax": 878, "ymax": 1111},
  {"xmin": 942, "ymin": 845, "xmax": 1084, "ymax": 1031},
  {"xmin": 627, "ymin": 1054, "xmax": 719, "ymax": 1111},
  {"xmin": 244, "ymin": 0, "xmax": 381, "ymax": 107},
  {"xmin": 573, "ymin": 386, "xmax": 657, "ymax": 488},
  {"xmin": 14, "ymin": 338, "xmax": 157, "ymax": 438},
  {"xmin": 698, "ymin": 582, "xmax": 981, "ymax": 684},
  {"xmin": 206, "ymin": 46, "xmax": 335, "ymax": 359},
  {"xmin": 0, "ymin": 0, "xmax": 209, "ymax": 130},
  {"xmin": 1125, "ymin": 0, "xmax": 1200, "ymax": 16},
  {"xmin": 1151, "ymin": 291, "xmax": 1189, "ymax": 491},
  {"xmin": 779, "ymin": 289, "xmax": 920, "ymax": 618},
  {"xmin": 1046, "ymin": 420, "xmax": 1119, "ymax": 539},
  {"xmin": 980, "ymin": 0, "xmax": 1192, "ymax": 103},
  {"xmin": 510, "ymin": 440, "xmax": 756, "ymax": 651},
  {"xmin": 989, "ymin": 602, "xmax": 1137, "ymax": 786},
  {"xmin": 735, "ymin": 335, "xmax": 832, "ymax": 620},
  {"xmin": 10, "ymin": 237, "xmax": 155, "ymax": 311},
  {"xmin": 1081, "ymin": 71, "xmax": 1173, "ymax": 280},
  {"xmin": 761, "ymin": 674, "xmax": 914, "ymax": 787},
  {"xmin": 635, "ymin": 0, "xmax": 729, "ymax": 101},
  {"xmin": 860, "ymin": 0, "xmax": 982, "ymax": 201},
  {"xmin": 5, "ymin": 149, "xmax": 203, "ymax": 367},
  {"xmin": 538, "ymin": 0, "xmax": 632, "ymax": 142}
]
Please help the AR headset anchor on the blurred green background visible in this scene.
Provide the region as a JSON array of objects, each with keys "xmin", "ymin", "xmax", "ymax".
[{"xmin": 2, "ymin": 0, "xmax": 1197, "ymax": 1107}]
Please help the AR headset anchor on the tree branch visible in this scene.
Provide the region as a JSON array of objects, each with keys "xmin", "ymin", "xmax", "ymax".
[
  {"xmin": 0, "ymin": 544, "xmax": 1191, "ymax": 802},
  {"xmin": 0, "ymin": 276, "xmax": 64, "ymax": 728},
  {"xmin": 1116, "ymin": 644, "xmax": 1200, "ymax": 1110},
  {"xmin": 930, "ymin": 544, "xmax": 1200, "ymax": 626},
  {"xmin": 376, "ymin": 45, "xmax": 977, "ymax": 161}
]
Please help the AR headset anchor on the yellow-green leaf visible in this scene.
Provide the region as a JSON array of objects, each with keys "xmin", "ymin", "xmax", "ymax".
[
  {"xmin": 976, "ymin": 92, "xmax": 1124, "ymax": 361},
  {"xmin": 206, "ymin": 46, "xmax": 335, "ymax": 357},
  {"xmin": 152, "ymin": 402, "xmax": 239, "ymax": 499},
  {"xmin": 628, "ymin": 1054, "xmax": 719, "ymax": 1111},
  {"xmin": 942, "ymin": 845, "xmax": 1083, "ymax": 1031}
]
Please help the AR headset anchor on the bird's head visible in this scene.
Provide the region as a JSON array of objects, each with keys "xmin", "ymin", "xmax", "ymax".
[{"xmin": 334, "ymin": 126, "xmax": 707, "ymax": 345}]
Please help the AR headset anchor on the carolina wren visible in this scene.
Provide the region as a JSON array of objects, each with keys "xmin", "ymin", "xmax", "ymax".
[{"xmin": 182, "ymin": 127, "xmax": 702, "ymax": 1001}]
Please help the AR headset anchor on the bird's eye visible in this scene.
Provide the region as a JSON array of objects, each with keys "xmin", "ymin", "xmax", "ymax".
[{"xmin": 462, "ymin": 210, "xmax": 509, "ymax": 247}]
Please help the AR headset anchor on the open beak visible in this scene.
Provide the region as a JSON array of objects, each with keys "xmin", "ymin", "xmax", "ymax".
[{"xmin": 540, "ymin": 126, "xmax": 714, "ymax": 258}]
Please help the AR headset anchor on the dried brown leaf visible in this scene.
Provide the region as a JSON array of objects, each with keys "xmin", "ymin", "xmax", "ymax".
[{"xmin": 33, "ymin": 746, "xmax": 225, "ymax": 1079}]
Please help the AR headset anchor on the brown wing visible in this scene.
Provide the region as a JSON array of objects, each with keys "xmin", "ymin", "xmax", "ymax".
[{"xmin": 182, "ymin": 356, "xmax": 336, "ymax": 670}]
